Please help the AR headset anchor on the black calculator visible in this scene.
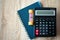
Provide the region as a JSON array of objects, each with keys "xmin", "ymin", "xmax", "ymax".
[{"xmin": 34, "ymin": 8, "xmax": 56, "ymax": 37}]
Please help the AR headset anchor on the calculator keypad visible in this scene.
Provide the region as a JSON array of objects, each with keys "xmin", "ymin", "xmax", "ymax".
[{"xmin": 35, "ymin": 17, "xmax": 56, "ymax": 37}]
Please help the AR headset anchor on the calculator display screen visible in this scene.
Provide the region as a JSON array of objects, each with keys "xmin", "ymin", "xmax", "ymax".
[{"xmin": 35, "ymin": 10, "xmax": 55, "ymax": 16}]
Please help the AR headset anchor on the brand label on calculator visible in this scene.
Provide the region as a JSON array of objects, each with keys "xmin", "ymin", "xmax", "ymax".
[{"xmin": 34, "ymin": 8, "xmax": 56, "ymax": 37}]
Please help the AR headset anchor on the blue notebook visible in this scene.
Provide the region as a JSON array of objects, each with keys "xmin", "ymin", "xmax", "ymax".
[{"xmin": 17, "ymin": 2, "xmax": 42, "ymax": 39}]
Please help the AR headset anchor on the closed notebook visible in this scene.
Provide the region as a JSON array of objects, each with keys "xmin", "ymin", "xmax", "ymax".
[{"xmin": 17, "ymin": 2, "xmax": 42, "ymax": 39}]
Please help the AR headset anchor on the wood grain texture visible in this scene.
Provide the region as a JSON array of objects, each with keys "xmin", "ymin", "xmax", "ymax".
[{"xmin": 0, "ymin": 0, "xmax": 60, "ymax": 40}]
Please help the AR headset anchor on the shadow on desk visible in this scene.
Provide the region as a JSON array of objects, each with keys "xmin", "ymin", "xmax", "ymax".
[{"xmin": 57, "ymin": 11, "xmax": 60, "ymax": 36}]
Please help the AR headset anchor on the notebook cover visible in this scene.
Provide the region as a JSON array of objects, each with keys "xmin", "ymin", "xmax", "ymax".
[{"xmin": 17, "ymin": 2, "xmax": 42, "ymax": 39}]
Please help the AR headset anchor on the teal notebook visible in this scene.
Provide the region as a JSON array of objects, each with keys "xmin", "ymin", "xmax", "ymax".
[{"xmin": 18, "ymin": 2, "xmax": 42, "ymax": 39}]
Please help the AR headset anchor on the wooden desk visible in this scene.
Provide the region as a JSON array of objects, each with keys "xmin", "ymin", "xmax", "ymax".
[{"xmin": 0, "ymin": 0, "xmax": 60, "ymax": 40}]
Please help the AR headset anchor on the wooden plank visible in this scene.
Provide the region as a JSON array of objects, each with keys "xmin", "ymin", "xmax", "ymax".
[{"xmin": 0, "ymin": 0, "xmax": 3, "ymax": 40}]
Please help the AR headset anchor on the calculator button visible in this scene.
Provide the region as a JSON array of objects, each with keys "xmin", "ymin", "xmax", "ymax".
[
  {"xmin": 43, "ymin": 27, "xmax": 45, "ymax": 29},
  {"xmin": 49, "ymin": 31, "xmax": 51, "ymax": 33},
  {"xmin": 52, "ymin": 27, "xmax": 54, "ymax": 29},
  {"xmin": 52, "ymin": 30, "xmax": 54, "ymax": 32},
  {"xmin": 43, "ymin": 30, "xmax": 45, "ymax": 32},
  {"xmin": 46, "ymin": 27, "xmax": 48, "ymax": 29},
  {"xmin": 52, "ymin": 22, "xmax": 54, "ymax": 24},
  {"xmin": 49, "ymin": 30, "xmax": 51, "ymax": 33},
  {"xmin": 36, "ymin": 22, "xmax": 38, "ymax": 23},
  {"xmin": 40, "ymin": 19, "xmax": 41, "ymax": 21},
  {"xmin": 40, "ymin": 22, "xmax": 42, "ymax": 24},
  {"xmin": 46, "ymin": 30, "xmax": 48, "ymax": 32},
  {"xmin": 36, "ymin": 20, "xmax": 38, "ymax": 21},
  {"xmin": 40, "ymin": 27, "xmax": 42, "ymax": 29},
  {"xmin": 46, "ymin": 22, "xmax": 48, "ymax": 24},
  {"xmin": 46, "ymin": 25, "xmax": 48, "ymax": 26},
  {"xmin": 49, "ymin": 27, "xmax": 51, "ymax": 29},
  {"xmin": 39, "ymin": 25, "xmax": 42, "ymax": 26},
  {"xmin": 49, "ymin": 22, "xmax": 51, "ymax": 24},
  {"xmin": 36, "ymin": 30, "xmax": 39, "ymax": 33},
  {"xmin": 40, "ymin": 30, "xmax": 42, "ymax": 32},
  {"xmin": 36, "ymin": 33, "xmax": 39, "ymax": 35},
  {"xmin": 36, "ymin": 25, "xmax": 38, "ymax": 26},
  {"xmin": 36, "ymin": 27, "xmax": 38, "ymax": 29},
  {"xmin": 43, "ymin": 33, "xmax": 45, "ymax": 35},
  {"xmin": 43, "ymin": 20, "xmax": 45, "ymax": 21},
  {"xmin": 52, "ymin": 33, "xmax": 55, "ymax": 35},
  {"xmin": 46, "ymin": 33, "xmax": 48, "ymax": 35},
  {"xmin": 40, "ymin": 33, "xmax": 42, "ymax": 35},
  {"xmin": 43, "ymin": 25, "xmax": 45, "ymax": 26},
  {"xmin": 52, "ymin": 25, "xmax": 54, "ymax": 26},
  {"xmin": 43, "ymin": 22, "xmax": 45, "ymax": 24},
  {"xmin": 49, "ymin": 25, "xmax": 51, "ymax": 26}
]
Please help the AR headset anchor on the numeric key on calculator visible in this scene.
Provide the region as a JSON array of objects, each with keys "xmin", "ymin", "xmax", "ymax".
[{"xmin": 35, "ymin": 17, "xmax": 56, "ymax": 37}]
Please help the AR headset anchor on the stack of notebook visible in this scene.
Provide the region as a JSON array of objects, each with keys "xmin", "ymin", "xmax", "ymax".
[{"xmin": 17, "ymin": 2, "xmax": 42, "ymax": 39}]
